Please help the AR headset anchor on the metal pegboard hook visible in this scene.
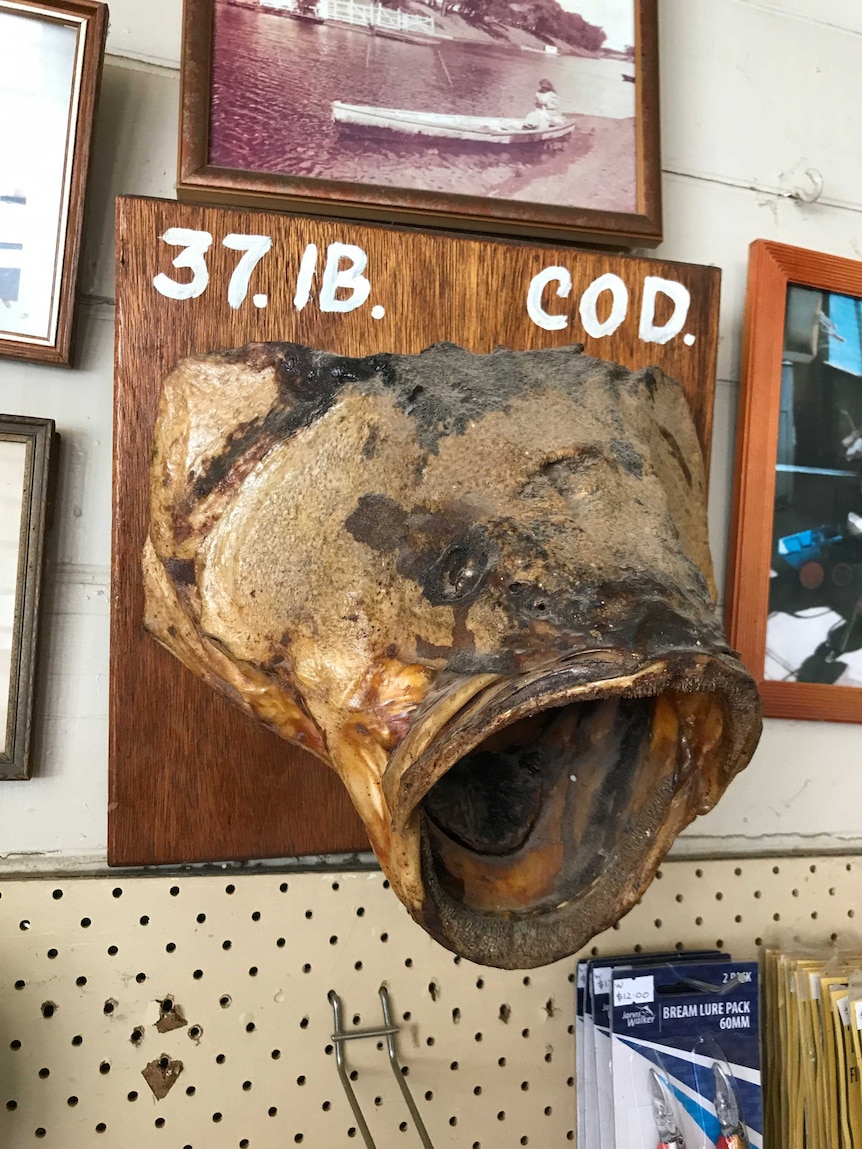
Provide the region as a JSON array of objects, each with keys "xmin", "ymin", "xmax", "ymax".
[{"xmin": 328, "ymin": 985, "xmax": 435, "ymax": 1149}]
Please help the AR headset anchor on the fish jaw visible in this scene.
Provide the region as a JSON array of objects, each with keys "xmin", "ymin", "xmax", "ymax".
[{"xmin": 372, "ymin": 647, "xmax": 760, "ymax": 969}]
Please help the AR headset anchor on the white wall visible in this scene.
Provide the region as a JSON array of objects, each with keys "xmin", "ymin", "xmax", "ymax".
[{"xmin": 1, "ymin": 0, "xmax": 861, "ymax": 871}]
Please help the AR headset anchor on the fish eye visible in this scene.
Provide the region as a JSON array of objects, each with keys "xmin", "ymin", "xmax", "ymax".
[
  {"xmin": 436, "ymin": 537, "xmax": 494, "ymax": 603},
  {"xmin": 441, "ymin": 547, "xmax": 479, "ymax": 597}
]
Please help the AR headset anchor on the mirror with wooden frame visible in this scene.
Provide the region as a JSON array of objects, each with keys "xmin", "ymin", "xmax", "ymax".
[{"xmin": 728, "ymin": 240, "xmax": 862, "ymax": 723}]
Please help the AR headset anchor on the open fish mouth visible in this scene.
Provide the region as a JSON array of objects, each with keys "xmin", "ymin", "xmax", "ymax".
[{"xmin": 384, "ymin": 648, "xmax": 759, "ymax": 969}]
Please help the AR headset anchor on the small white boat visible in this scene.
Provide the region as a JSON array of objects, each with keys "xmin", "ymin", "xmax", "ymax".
[{"xmin": 331, "ymin": 101, "xmax": 576, "ymax": 144}]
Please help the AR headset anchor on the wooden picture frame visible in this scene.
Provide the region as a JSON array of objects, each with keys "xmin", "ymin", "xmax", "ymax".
[
  {"xmin": 728, "ymin": 240, "xmax": 862, "ymax": 722},
  {"xmin": 0, "ymin": 415, "xmax": 55, "ymax": 779},
  {"xmin": 177, "ymin": 0, "xmax": 661, "ymax": 247},
  {"xmin": 0, "ymin": 0, "xmax": 107, "ymax": 366}
]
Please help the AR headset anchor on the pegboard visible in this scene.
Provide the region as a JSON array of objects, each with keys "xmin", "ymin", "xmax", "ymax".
[{"xmin": 1, "ymin": 857, "xmax": 860, "ymax": 1148}]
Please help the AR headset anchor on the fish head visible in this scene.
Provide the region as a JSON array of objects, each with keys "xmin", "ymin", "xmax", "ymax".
[{"xmin": 144, "ymin": 341, "xmax": 761, "ymax": 968}]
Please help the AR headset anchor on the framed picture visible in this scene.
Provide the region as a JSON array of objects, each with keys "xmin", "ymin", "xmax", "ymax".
[
  {"xmin": 0, "ymin": 416, "xmax": 55, "ymax": 779},
  {"xmin": 0, "ymin": 0, "xmax": 107, "ymax": 366},
  {"xmin": 177, "ymin": 0, "xmax": 661, "ymax": 246},
  {"xmin": 728, "ymin": 241, "xmax": 862, "ymax": 723}
]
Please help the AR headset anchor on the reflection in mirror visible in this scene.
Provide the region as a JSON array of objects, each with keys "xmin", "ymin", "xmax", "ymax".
[{"xmin": 767, "ymin": 285, "xmax": 862, "ymax": 687}]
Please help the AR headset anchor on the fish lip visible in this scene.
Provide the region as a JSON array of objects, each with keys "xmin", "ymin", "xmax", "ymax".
[
  {"xmin": 385, "ymin": 644, "xmax": 745, "ymax": 835},
  {"xmin": 382, "ymin": 645, "xmax": 761, "ymax": 969}
]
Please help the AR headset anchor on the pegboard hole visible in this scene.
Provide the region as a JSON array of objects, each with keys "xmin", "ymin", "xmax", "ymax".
[
  {"xmin": 268, "ymin": 1107, "xmax": 278, "ymax": 1117},
  {"xmin": 35, "ymin": 1128, "xmax": 47, "ymax": 1138},
  {"xmin": 251, "ymin": 911, "xmax": 261, "ymax": 921},
  {"xmin": 271, "ymin": 1050, "xmax": 281, "ymax": 1060},
  {"xmin": 19, "ymin": 919, "xmax": 30, "ymax": 930},
  {"xmin": 186, "ymin": 1086, "xmax": 196, "ymax": 1096},
  {"xmin": 76, "ymin": 976, "xmax": 87, "ymax": 987},
  {"xmin": 10, "ymin": 1040, "xmax": 21, "ymax": 1050},
  {"xmin": 67, "ymin": 1097, "xmax": 78, "ymax": 1107},
  {"xmin": 139, "ymin": 916, "xmax": 149, "ymax": 926},
  {"xmin": 127, "ymin": 1092, "xmax": 138, "ymax": 1102},
  {"xmin": 222, "ymin": 940, "xmax": 232, "ymax": 951},
  {"xmin": 41, "ymin": 1002, "xmax": 56, "ymax": 1018},
  {"xmin": 297, "ymin": 1075, "xmax": 306, "ymax": 1086},
  {"xmin": 112, "ymin": 887, "xmax": 123, "ymax": 898},
  {"xmin": 189, "ymin": 1025, "xmax": 202, "ymax": 1040},
  {"xmin": 131, "ymin": 1028, "xmax": 144, "ymax": 1045},
  {"xmin": 452, "ymin": 1007, "xmax": 461, "ymax": 1023},
  {"xmin": 95, "ymin": 1123, "xmax": 107, "ymax": 1133},
  {"xmin": 108, "ymin": 946, "xmax": 119, "ymax": 956},
  {"xmin": 136, "ymin": 972, "xmax": 147, "ymax": 983},
  {"xmin": 159, "ymin": 1058, "xmax": 170, "ymax": 1070},
  {"xmin": 52, "ymin": 889, "xmax": 63, "ymax": 899},
  {"xmin": 225, "ymin": 884, "xmax": 236, "ymax": 895},
  {"xmin": 249, "ymin": 966, "xmax": 258, "ymax": 977},
  {"xmin": 71, "ymin": 1035, "xmax": 83, "ymax": 1047},
  {"xmin": 219, "ymin": 995, "xmax": 232, "ymax": 1009},
  {"xmin": 6, "ymin": 1100, "xmax": 18, "ymax": 1111},
  {"xmin": 80, "ymin": 918, "xmax": 91, "ymax": 928},
  {"xmin": 213, "ymin": 1113, "xmax": 223, "ymax": 1123},
  {"xmin": 155, "ymin": 1117, "xmax": 166, "ymax": 1128},
  {"xmin": 498, "ymin": 1111, "xmax": 506, "ymax": 1121},
  {"xmin": 99, "ymin": 1062, "xmax": 111, "ymax": 1075},
  {"xmin": 356, "ymin": 907, "xmax": 365, "ymax": 917},
  {"xmin": 242, "ymin": 1081, "xmax": 252, "ymax": 1092},
  {"xmin": 449, "ymin": 1116, "xmax": 458, "ymax": 1127},
  {"xmin": 38, "ymin": 1067, "xmax": 50, "ymax": 1079},
  {"xmin": 196, "ymin": 913, "xmax": 206, "ymax": 923},
  {"xmin": 216, "ymin": 1054, "xmax": 226, "ymax": 1064},
  {"xmin": 170, "ymin": 886, "xmax": 180, "ymax": 897},
  {"xmin": 280, "ymin": 881, "xmax": 289, "ymax": 892},
  {"xmin": 15, "ymin": 979, "xmax": 25, "ymax": 990},
  {"xmin": 47, "ymin": 948, "xmax": 58, "ymax": 959},
  {"xmin": 104, "ymin": 999, "xmax": 117, "ymax": 1015}
]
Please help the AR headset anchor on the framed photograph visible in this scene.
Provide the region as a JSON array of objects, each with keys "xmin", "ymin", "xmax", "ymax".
[
  {"xmin": 0, "ymin": 416, "xmax": 55, "ymax": 779},
  {"xmin": 177, "ymin": 0, "xmax": 661, "ymax": 246},
  {"xmin": 0, "ymin": 0, "xmax": 107, "ymax": 366},
  {"xmin": 728, "ymin": 241, "xmax": 862, "ymax": 723}
]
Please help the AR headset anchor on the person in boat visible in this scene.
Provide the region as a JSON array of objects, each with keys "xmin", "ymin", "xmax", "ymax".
[{"xmin": 523, "ymin": 78, "xmax": 563, "ymax": 130}]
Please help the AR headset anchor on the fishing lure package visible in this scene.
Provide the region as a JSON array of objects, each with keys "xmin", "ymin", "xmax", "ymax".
[
  {"xmin": 763, "ymin": 947, "xmax": 862, "ymax": 1148},
  {"xmin": 609, "ymin": 959, "xmax": 762, "ymax": 1149},
  {"xmin": 576, "ymin": 952, "xmax": 727, "ymax": 1149}
]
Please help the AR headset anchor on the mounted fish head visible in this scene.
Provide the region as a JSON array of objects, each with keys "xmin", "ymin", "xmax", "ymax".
[{"xmin": 144, "ymin": 341, "xmax": 761, "ymax": 968}]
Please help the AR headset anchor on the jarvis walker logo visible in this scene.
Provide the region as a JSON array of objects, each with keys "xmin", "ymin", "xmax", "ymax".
[{"xmin": 621, "ymin": 1005, "xmax": 655, "ymax": 1027}]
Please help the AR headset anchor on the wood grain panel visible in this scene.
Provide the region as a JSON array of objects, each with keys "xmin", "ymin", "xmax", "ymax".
[{"xmin": 111, "ymin": 195, "xmax": 720, "ymax": 866}]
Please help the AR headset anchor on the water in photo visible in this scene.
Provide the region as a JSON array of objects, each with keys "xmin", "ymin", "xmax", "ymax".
[{"xmin": 209, "ymin": 0, "xmax": 637, "ymax": 214}]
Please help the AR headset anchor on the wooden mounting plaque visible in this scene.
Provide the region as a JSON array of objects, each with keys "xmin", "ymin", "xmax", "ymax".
[{"xmin": 111, "ymin": 195, "xmax": 720, "ymax": 867}]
